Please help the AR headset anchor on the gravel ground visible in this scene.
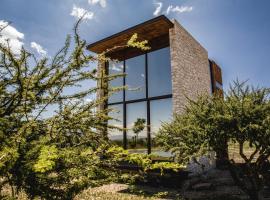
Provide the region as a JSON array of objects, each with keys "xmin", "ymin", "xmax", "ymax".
[{"xmin": 74, "ymin": 183, "xmax": 166, "ymax": 200}]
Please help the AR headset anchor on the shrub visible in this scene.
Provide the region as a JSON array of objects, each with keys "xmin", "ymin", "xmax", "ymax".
[
  {"xmin": 156, "ymin": 80, "xmax": 270, "ymax": 200},
  {"xmin": 0, "ymin": 19, "xmax": 150, "ymax": 199}
]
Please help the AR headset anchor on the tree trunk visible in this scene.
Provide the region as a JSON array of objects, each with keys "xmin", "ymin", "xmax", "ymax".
[{"xmin": 215, "ymin": 138, "xmax": 229, "ymax": 168}]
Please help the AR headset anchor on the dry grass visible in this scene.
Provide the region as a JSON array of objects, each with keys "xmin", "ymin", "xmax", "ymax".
[
  {"xmin": 75, "ymin": 190, "xmax": 160, "ymax": 200},
  {"xmin": 74, "ymin": 183, "xmax": 168, "ymax": 200},
  {"xmin": 1, "ymin": 184, "xmax": 29, "ymax": 200},
  {"xmin": 1, "ymin": 183, "xmax": 164, "ymax": 200}
]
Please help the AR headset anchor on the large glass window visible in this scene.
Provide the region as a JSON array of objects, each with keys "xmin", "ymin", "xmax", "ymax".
[
  {"xmin": 148, "ymin": 47, "xmax": 172, "ymax": 97},
  {"xmin": 125, "ymin": 55, "xmax": 146, "ymax": 100},
  {"xmin": 126, "ymin": 102, "xmax": 147, "ymax": 152},
  {"xmin": 108, "ymin": 61, "xmax": 124, "ymax": 103},
  {"xmin": 107, "ymin": 46, "xmax": 172, "ymax": 154},
  {"xmin": 108, "ymin": 104, "xmax": 123, "ymax": 146}
]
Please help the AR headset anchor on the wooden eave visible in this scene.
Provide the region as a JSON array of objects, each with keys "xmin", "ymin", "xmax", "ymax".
[{"xmin": 87, "ymin": 15, "xmax": 174, "ymax": 60}]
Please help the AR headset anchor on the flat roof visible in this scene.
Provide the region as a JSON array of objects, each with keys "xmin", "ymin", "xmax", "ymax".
[{"xmin": 87, "ymin": 15, "xmax": 174, "ymax": 56}]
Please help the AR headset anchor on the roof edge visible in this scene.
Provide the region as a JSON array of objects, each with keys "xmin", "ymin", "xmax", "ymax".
[{"xmin": 86, "ymin": 15, "xmax": 173, "ymax": 51}]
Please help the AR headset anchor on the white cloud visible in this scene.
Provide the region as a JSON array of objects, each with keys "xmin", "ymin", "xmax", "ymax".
[
  {"xmin": 84, "ymin": 97, "xmax": 93, "ymax": 103},
  {"xmin": 31, "ymin": 42, "xmax": 47, "ymax": 56},
  {"xmin": 88, "ymin": 0, "xmax": 106, "ymax": 8},
  {"xmin": 153, "ymin": 1, "xmax": 163, "ymax": 16},
  {"xmin": 109, "ymin": 63, "xmax": 123, "ymax": 72},
  {"xmin": 0, "ymin": 20, "xmax": 24, "ymax": 54},
  {"xmin": 70, "ymin": 5, "xmax": 94, "ymax": 20},
  {"xmin": 166, "ymin": 5, "xmax": 173, "ymax": 15},
  {"xmin": 166, "ymin": 5, "xmax": 193, "ymax": 15}
]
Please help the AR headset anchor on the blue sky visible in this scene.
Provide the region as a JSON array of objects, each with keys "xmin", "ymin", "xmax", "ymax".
[{"xmin": 0, "ymin": 0, "xmax": 270, "ymax": 92}]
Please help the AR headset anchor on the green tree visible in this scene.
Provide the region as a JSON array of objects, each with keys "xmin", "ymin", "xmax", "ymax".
[
  {"xmin": 0, "ymin": 19, "xmax": 150, "ymax": 199},
  {"xmin": 156, "ymin": 81, "xmax": 270, "ymax": 200},
  {"xmin": 132, "ymin": 118, "xmax": 146, "ymax": 147}
]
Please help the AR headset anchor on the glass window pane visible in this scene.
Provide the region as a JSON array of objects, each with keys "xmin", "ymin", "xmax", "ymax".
[
  {"xmin": 108, "ymin": 61, "xmax": 124, "ymax": 103},
  {"xmin": 148, "ymin": 47, "xmax": 172, "ymax": 97},
  {"xmin": 126, "ymin": 102, "xmax": 147, "ymax": 152},
  {"xmin": 125, "ymin": 55, "xmax": 146, "ymax": 100},
  {"xmin": 108, "ymin": 104, "xmax": 123, "ymax": 146},
  {"xmin": 150, "ymin": 98, "xmax": 172, "ymax": 156}
]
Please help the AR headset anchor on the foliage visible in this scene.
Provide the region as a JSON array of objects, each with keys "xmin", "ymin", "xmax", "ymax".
[
  {"xmin": 132, "ymin": 118, "xmax": 146, "ymax": 147},
  {"xmin": 150, "ymin": 162, "xmax": 184, "ymax": 175},
  {"xmin": 106, "ymin": 146, "xmax": 184, "ymax": 174},
  {"xmin": 132, "ymin": 118, "xmax": 146, "ymax": 135},
  {"xmin": 127, "ymin": 33, "xmax": 151, "ymax": 51},
  {"xmin": 33, "ymin": 145, "xmax": 59, "ymax": 173},
  {"xmin": 156, "ymin": 80, "xmax": 270, "ymax": 200},
  {"xmin": 0, "ymin": 18, "xmax": 150, "ymax": 200}
]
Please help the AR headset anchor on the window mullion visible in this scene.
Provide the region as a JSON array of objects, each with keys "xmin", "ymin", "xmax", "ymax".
[{"xmin": 145, "ymin": 53, "xmax": 151, "ymax": 154}]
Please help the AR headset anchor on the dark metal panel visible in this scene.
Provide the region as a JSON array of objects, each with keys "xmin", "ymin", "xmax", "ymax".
[
  {"xmin": 108, "ymin": 94, "xmax": 172, "ymax": 106},
  {"xmin": 123, "ymin": 59, "xmax": 127, "ymax": 149},
  {"xmin": 145, "ymin": 53, "xmax": 151, "ymax": 154}
]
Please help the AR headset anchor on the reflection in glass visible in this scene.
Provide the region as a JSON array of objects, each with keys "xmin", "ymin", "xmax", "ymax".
[
  {"xmin": 107, "ymin": 47, "xmax": 173, "ymax": 154},
  {"xmin": 126, "ymin": 102, "xmax": 147, "ymax": 152},
  {"xmin": 150, "ymin": 98, "xmax": 172, "ymax": 155},
  {"xmin": 108, "ymin": 104, "xmax": 123, "ymax": 146},
  {"xmin": 108, "ymin": 61, "xmax": 124, "ymax": 103},
  {"xmin": 125, "ymin": 55, "xmax": 146, "ymax": 100},
  {"xmin": 148, "ymin": 47, "xmax": 172, "ymax": 97}
]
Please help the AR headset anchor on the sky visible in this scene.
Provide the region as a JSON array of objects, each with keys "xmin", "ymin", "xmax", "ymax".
[{"xmin": 0, "ymin": 0, "xmax": 270, "ymax": 92}]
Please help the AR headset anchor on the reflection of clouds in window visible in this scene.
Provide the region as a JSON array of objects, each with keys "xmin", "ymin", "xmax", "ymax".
[
  {"xmin": 109, "ymin": 62, "xmax": 123, "ymax": 72},
  {"xmin": 215, "ymin": 81, "xmax": 223, "ymax": 89},
  {"xmin": 125, "ymin": 54, "xmax": 146, "ymax": 100},
  {"xmin": 108, "ymin": 61, "xmax": 123, "ymax": 103},
  {"xmin": 110, "ymin": 124, "xmax": 122, "ymax": 128}
]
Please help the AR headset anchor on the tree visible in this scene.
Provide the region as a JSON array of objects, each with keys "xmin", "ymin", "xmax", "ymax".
[
  {"xmin": 132, "ymin": 118, "xmax": 146, "ymax": 147},
  {"xmin": 156, "ymin": 80, "xmax": 270, "ymax": 200},
  {"xmin": 0, "ymin": 19, "xmax": 150, "ymax": 199}
]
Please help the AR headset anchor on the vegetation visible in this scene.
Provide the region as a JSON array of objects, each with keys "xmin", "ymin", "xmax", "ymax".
[
  {"xmin": 106, "ymin": 146, "xmax": 184, "ymax": 173},
  {"xmin": 0, "ymin": 19, "xmax": 151, "ymax": 199},
  {"xmin": 3, "ymin": 16, "xmax": 269, "ymax": 200},
  {"xmin": 157, "ymin": 80, "xmax": 270, "ymax": 200},
  {"xmin": 132, "ymin": 118, "xmax": 146, "ymax": 147}
]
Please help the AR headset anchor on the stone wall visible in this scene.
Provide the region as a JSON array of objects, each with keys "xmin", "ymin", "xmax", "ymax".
[{"xmin": 169, "ymin": 20, "xmax": 212, "ymax": 114}]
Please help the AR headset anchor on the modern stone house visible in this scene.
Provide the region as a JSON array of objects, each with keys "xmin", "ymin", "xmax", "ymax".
[{"xmin": 87, "ymin": 15, "xmax": 223, "ymax": 154}]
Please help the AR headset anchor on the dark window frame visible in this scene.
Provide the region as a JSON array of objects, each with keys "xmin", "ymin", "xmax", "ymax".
[{"xmin": 107, "ymin": 46, "xmax": 172, "ymax": 154}]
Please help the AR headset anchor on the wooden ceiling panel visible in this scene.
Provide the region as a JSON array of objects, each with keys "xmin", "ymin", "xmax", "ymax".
[{"xmin": 87, "ymin": 15, "xmax": 174, "ymax": 55}]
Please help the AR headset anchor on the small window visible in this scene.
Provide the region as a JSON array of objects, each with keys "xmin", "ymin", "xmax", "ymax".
[{"xmin": 215, "ymin": 81, "xmax": 223, "ymax": 90}]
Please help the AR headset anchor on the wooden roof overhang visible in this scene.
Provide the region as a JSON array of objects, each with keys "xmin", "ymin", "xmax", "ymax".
[{"xmin": 87, "ymin": 15, "xmax": 174, "ymax": 60}]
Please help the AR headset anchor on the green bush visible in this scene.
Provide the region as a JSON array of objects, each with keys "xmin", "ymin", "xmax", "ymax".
[
  {"xmin": 156, "ymin": 80, "xmax": 270, "ymax": 200},
  {"xmin": 0, "ymin": 19, "xmax": 151, "ymax": 200}
]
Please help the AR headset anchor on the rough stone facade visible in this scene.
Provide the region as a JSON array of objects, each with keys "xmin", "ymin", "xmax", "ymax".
[{"xmin": 169, "ymin": 20, "xmax": 212, "ymax": 114}]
